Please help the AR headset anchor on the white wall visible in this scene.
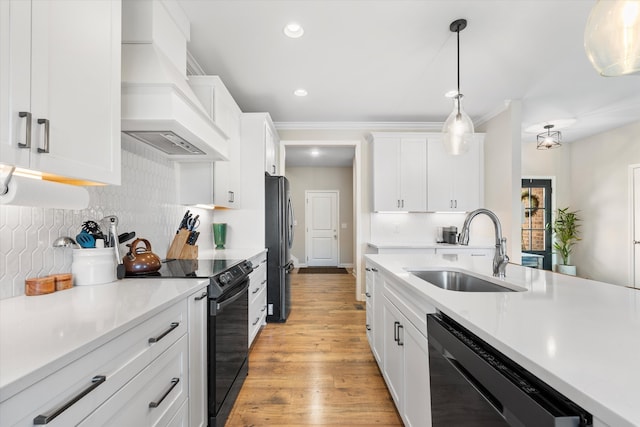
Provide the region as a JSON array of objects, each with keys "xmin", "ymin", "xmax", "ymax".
[
  {"xmin": 477, "ymin": 101, "xmax": 523, "ymax": 263},
  {"xmin": 570, "ymin": 121, "xmax": 640, "ymax": 285}
]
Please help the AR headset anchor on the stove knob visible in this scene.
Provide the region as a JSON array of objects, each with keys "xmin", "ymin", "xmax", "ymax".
[{"xmin": 219, "ymin": 272, "xmax": 232, "ymax": 285}]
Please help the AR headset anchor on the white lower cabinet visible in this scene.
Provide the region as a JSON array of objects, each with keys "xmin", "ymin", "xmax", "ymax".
[
  {"xmin": 188, "ymin": 286, "xmax": 208, "ymax": 427},
  {"xmin": 248, "ymin": 251, "xmax": 268, "ymax": 347},
  {"xmin": 79, "ymin": 334, "xmax": 188, "ymax": 426},
  {"xmin": 0, "ymin": 298, "xmax": 189, "ymax": 426},
  {"xmin": 365, "ymin": 263, "xmax": 384, "ymax": 365},
  {"xmin": 382, "ymin": 296, "xmax": 431, "ymax": 427}
]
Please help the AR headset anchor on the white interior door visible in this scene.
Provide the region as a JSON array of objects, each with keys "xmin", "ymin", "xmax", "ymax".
[
  {"xmin": 305, "ymin": 191, "xmax": 339, "ymax": 266},
  {"xmin": 633, "ymin": 167, "xmax": 640, "ymax": 288}
]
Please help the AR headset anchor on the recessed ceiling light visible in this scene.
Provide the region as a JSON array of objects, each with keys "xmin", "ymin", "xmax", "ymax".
[
  {"xmin": 294, "ymin": 88, "xmax": 308, "ymax": 97},
  {"xmin": 284, "ymin": 22, "xmax": 304, "ymax": 38}
]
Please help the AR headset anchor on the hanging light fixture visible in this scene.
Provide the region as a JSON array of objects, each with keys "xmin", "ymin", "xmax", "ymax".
[
  {"xmin": 536, "ymin": 125, "xmax": 562, "ymax": 150},
  {"xmin": 442, "ymin": 18, "xmax": 474, "ymax": 156},
  {"xmin": 584, "ymin": 0, "xmax": 640, "ymax": 76}
]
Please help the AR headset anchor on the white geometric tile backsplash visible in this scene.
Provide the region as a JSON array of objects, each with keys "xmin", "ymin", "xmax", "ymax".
[{"xmin": 0, "ymin": 139, "xmax": 214, "ymax": 299}]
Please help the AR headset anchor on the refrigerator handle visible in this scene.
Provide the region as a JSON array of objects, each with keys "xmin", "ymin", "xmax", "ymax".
[
  {"xmin": 287, "ymin": 197, "xmax": 295, "ymax": 249},
  {"xmin": 285, "ymin": 262, "xmax": 295, "ymax": 273}
]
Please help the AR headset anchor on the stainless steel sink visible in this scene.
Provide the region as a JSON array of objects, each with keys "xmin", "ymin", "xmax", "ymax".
[{"xmin": 409, "ymin": 270, "xmax": 520, "ymax": 292}]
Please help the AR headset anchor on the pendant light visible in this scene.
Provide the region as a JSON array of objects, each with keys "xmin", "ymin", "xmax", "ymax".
[
  {"xmin": 442, "ymin": 19, "xmax": 474, "ymax": 156},
  {"xmin": 536, "ymin": 124, "xmax": 562, "ymax": 150},
  {"xmin": 584, "ymin": 0, "xmax": 640, "ymax": 76}
]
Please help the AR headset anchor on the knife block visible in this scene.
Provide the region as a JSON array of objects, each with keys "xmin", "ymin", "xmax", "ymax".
[{"xmin": 167, "ymin": 229, "xmax": 198, "ymax": 260}]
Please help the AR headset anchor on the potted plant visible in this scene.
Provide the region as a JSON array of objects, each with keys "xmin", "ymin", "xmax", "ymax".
[{"xmin": 551, "ymin": 207, "xmax": 581, "ymax": 275}]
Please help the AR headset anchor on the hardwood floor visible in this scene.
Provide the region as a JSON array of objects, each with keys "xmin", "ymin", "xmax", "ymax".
[{"xmin": 226, "ymin": 272, "xmax": 403, "ymax": 426}]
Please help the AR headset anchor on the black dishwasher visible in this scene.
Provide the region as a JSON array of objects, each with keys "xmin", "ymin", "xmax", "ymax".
[{"xmin": 427, "ymin": 312, "xmax": 592, "ymax": 427}]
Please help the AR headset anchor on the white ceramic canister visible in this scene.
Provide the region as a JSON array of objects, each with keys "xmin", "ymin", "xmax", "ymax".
[{"xmin": 72, "ymin": 248, "xmax": 117, "ymax": 285}]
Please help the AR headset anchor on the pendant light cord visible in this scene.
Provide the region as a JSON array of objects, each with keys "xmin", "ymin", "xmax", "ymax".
[{"xmin": 456, "ymin": 26, "xmax": 461, "ymax": 117}]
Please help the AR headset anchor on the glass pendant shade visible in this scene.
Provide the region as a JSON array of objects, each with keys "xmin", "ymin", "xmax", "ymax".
[
  {"xmin": 584, "ymin": 0, "xmax": 640, "ymax": 76},
  {"xmin": 442, "ymin": 96, "xmax": 474, "ymax": 155}
]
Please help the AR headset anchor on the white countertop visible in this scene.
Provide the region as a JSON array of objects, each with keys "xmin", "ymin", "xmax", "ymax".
[
  {"xmin": 366, "ymin": 253, "xmax": 640, "ymax": 427},
  {"xmin": 0, "ymin": 248, "xmax": 265, "ymax": 403}
]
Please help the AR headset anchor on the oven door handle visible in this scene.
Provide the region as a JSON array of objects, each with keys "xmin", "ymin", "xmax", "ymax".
[{"xmin": 210, "ymin": 281, "xmax": 249, "ymax": 315}]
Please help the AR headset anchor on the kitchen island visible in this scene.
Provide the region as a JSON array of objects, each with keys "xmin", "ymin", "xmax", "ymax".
[{"xmin": 366, "ymin": 253, "xmax": 640, "ymax": 427}]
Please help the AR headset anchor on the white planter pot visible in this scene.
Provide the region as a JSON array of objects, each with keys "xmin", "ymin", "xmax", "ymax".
[{"xmin": 557, "ymin": 264, "xmax": 577, "ymax": 276}]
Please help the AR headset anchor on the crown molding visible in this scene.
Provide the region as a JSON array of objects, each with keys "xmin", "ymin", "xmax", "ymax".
[
  {"xmin": 474, "ymin": 99, "xmax": 512, "ymax": 127},
  {"xmin": 274, "ymin": 121, "xmax": 444, "ymax": 131}
]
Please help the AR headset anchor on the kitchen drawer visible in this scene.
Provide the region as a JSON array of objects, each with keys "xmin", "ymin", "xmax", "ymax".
[
  {"xmin": 249, "ymin": 286, "xmax": 267, "ymax": 346},
  {"xmin": 79, "ymin": 334, "xmax": 188, "ymax": 426},
  {"xmin": 249, "ymin": 270, "xmax": 267, "ymax": 306},
  {"xmin": 0, "ymin": 300, "xmax": 187, "ymax": 426}
]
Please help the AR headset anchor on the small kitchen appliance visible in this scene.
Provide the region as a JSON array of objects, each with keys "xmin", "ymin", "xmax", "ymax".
[{"xmin": 442, "ymin": 226, "xmax": 458, "ymax": 244}]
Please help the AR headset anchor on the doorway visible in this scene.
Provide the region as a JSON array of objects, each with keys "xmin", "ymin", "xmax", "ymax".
[
  {"xmin": 521, "ymin": 178, "xmax": 552, "ymax": 270},
  {"xmin": 305, "ymin": 190, "xmax": 339, "ymax": 266}
]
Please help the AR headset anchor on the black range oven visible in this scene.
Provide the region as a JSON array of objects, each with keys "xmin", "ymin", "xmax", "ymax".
[{"xmin": 133, "ymin": 258, "xmax": 253, "ymax": 427}]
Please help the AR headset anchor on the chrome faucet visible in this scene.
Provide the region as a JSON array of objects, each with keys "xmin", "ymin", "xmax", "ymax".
[{"xmin": 459, "ymin": 208, "xmax": 509, "ymax": 278}]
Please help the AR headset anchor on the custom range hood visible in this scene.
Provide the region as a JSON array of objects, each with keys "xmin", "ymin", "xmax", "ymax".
[{"xmin": 121, "ymin": 0, "xmax": 228, "ymax": 161}]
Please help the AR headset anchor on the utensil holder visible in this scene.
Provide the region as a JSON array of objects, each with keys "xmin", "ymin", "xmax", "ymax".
[
  {"xmin": 72, "ymin": 248, "xmax": 117, "ymax": 285},
  {"xmin": 167, "ymin": 229, "xmax": 199, "ymax": 259},
  {"xmin": 213, "ymin": 223, "xmax": 227, "ymax": 249}
]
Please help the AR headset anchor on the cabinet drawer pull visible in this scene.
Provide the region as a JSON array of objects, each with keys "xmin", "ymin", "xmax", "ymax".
[
  {"xmin": 252, "ymin": 287, "xmax": 260, "ymax": 294},
  {"xmin": 148, "ymin": 378, "xmax": 179, "ymax": 408},
  {"xmin": 365, "ymin": 267, "xmax": 371, "ymax": 271},
  {"xmin": 393, "ymin": 321, "xmax": 400, "ymax": 342},
  {"xmin": 18, "ymin": 112, "xmax": 31, "ymax": 148},
  {"xmin": 372, "ymin": 268, "xmax": 378, "ymax": 272},
  {"xmin": 397, "ymin": 325, "xmax": 404, "ymax": 346},
  {"xmin": 148, "ymin": 322, "xmax": 179, "ymax": 343},
  {"xmin": 261, "ymin": 279, "xmax": 267, "ymax": 285},
  {"xmin": 33, "ymin": 375, "xmax": 106, "ymax": 424},
  {"xmin": 194, "ymin": 291, "xmax": 208, "ymax": 301},
  {"xmin": 365, "ymin": 292, "xmax": 371, "ymax": 298},
  {"xmin": 366, "ymin": 324, "xmax": 371, "ymax": 331},
  {"xmin": 261, "ymin": 306, "xmax": 267, "ymax": 312},
  {"xmin": 37, "ymin": 118, "xmax": 50, "ymax": 153},
  {"xmin": 252, "ymin": 317, "xmax": 261, "ymax": 326}
]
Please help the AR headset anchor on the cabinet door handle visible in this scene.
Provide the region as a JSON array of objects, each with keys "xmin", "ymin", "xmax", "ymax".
[
  {"xmin": 365, "ymin": 267, "xmax": 371, "ymax": 271},
  {"xmin": 252, "ymin": 287, "xmax": 260, "ymax": 294},
  {"xmin": 397, "ymin": 324, "xmax": 404, "ymax": 346},
  {"xmin": 261, "ymin": 305, "xmax": 267, "ymax": 312},
  {"xmin": 366, "ymin": 324, "xmax": 371, "ymax": 331},
  {"xmin": 228, "ymin": 191, "xmax": 234, "ymax": 203},
  {"xmin": 454, "ymin": 200, "xmax": 457, "ymax": 208},
  {"xmin": 365, "ymin": 292, "xmax": 371, "ymax": 298},
  {"xmin": 18, "ymin": 112, "xmax": 31, "ymax": 148},
  {"xmin": 37, "ymin": 118, "xmax": 50, "ymax": 153},
  {"xmin": 33, "ymin": 375, "xmax": 106, "ymax": 424},
  {"xmin": 261, "ymin": 279, "xmax": 267, "ymax": 285},
  {"xmin": 148, "ymin": 322, "xmax": 179, "ymax": 343},
  {"xmin": 148, "ymin": 378, "xmax": 179, "ymax": 408},
  {"xmin": 252, "ymin": 317, "xmax": 261, "ymax": 326},
  {"xmin": 393, "ymin": 321, "xmax": 400, "ymax": 343},
  {"xmin": 371, "ymin": 268, "xmax": 378, "ymax": 272},
  {"xmin": 194, "ymin": 291, "xmax": 207, "ymax": 301},
  {"xmin": 401, "ymin": 200, "xmax": 404, "ymax": 208},
  {"xmin": 272, "ymin": 165, "xmax": 276, "ymax": 174}
]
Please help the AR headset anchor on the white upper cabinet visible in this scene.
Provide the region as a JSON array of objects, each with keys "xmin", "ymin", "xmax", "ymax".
[
  {"xmin": 179, "ymin": 76, "xmax": 242, "ymax": 208},
  {"xmin": 264, "ymin": 121, "xmax": 279, "ymax": 175},
  {"xmin": 0, "ymin": 0, "xmax": 121, "ymax": 185},
  {"xmin": 372, "ymin": 133, "xmax": 427, "ymax": 212},
  {"xmin": 427, "ymin": 135, "xmax": 484, "ymax": 212}
]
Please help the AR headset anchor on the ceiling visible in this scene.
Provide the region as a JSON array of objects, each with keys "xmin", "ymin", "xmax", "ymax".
[{"xmin": 179, "ymin": 0, "xmax": 640, "ymax": 163}]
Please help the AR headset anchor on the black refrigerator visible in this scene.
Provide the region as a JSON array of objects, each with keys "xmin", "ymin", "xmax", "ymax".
[{"xmin": 265, "ymin": 174, "xmax": 294, "ymax": 322}]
